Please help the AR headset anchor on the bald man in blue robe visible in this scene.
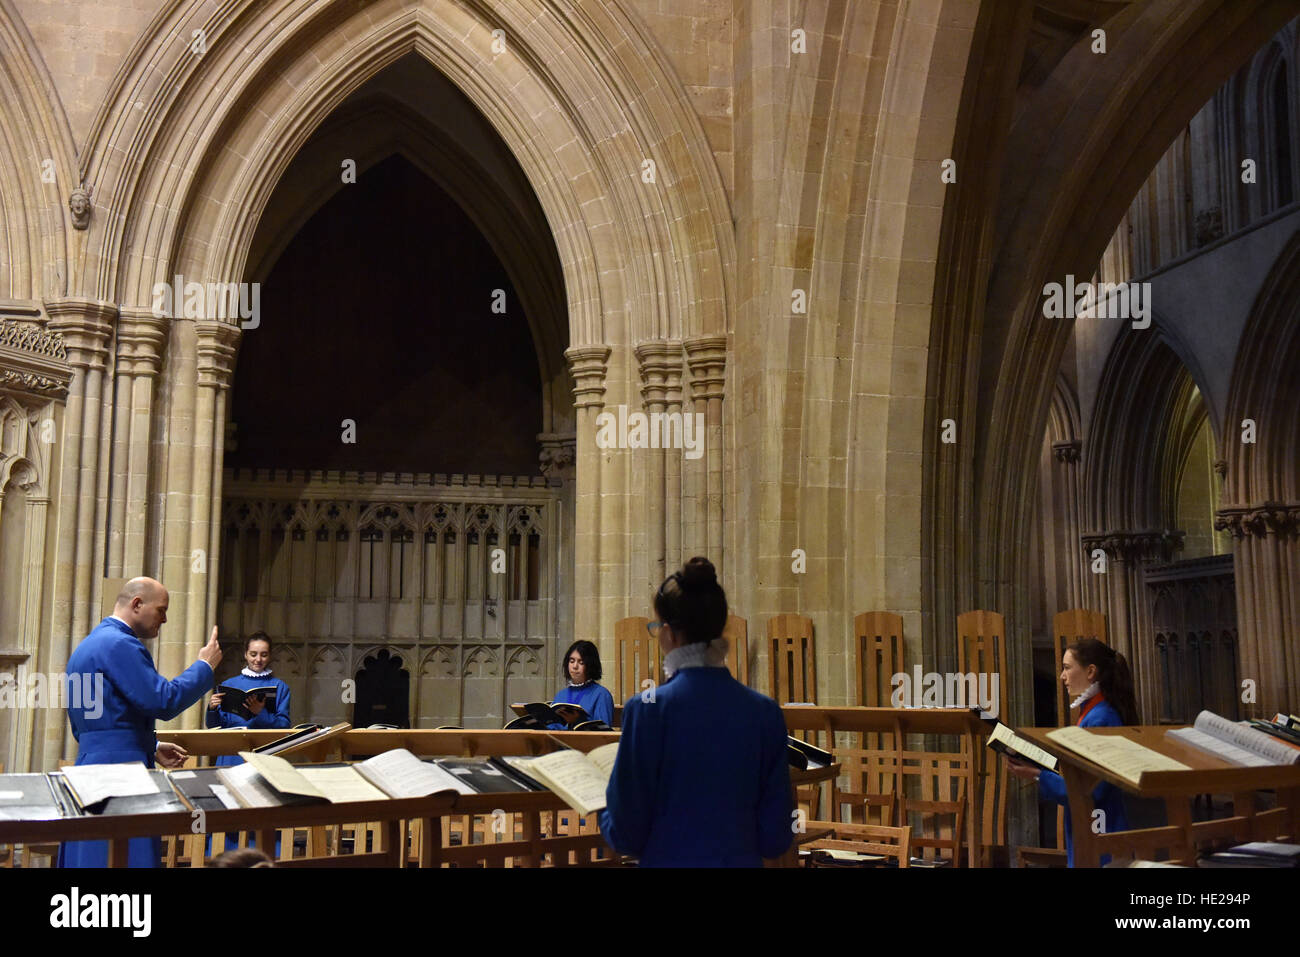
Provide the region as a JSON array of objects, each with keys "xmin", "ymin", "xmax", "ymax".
[{"xmin": 59, "ymin": 577, "xmax": 222, "ymax": 867}]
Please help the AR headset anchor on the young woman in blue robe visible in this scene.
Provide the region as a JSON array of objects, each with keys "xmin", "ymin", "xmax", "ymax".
[
  {"xmin": 549, "ymin": 640, "xmax": 615, "ymax": 728},
  {"xmin": 599, "ymin": 557, "xmax": 793, "ymax": 866},
  {"xmin": 59, "ymin": 578, "xmax": 221, "ymax": 868},
  {"xmin": 204, "ymin": 631, "xmax": 292, "ymax": 766},
  {"xmin": 204, "ymin": 631, "xmax": 291, "ymax": 855},
  {"xmin": 1006, "ymin": 637, "xmax": 1137, "ymax": 866}
]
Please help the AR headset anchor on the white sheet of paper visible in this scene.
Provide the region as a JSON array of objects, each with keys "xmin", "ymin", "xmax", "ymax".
[{"xmin": 63, "ymin": 762, "xmax": 156, "ymax": 806}]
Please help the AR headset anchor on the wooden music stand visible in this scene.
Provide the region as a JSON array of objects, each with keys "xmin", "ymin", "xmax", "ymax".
[{"xmin": 723, "ymin": 614, "xmax": 749, "ymax": 684}]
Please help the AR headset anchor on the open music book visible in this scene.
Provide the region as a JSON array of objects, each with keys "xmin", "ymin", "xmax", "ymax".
[
  {"xmin": 509, "ymin": 702, "xmax": 590, "ymax": 728},
  {"xmin": 501, "ymin": 742, "xmax": 619, "ymax": 815},
  {"xmin": 60, "ymin": 762, "xmax": 157, "ymax": 808},
  {"xmin": 1167, "ymin": 711, "xmax": 1300, "ymax": 767},
  {"xmin": 216, "ymin": 684, "xmax": 278, "ymax": 719},
  {"xmin": 217, "ymin": 749, "xmax": 460, "ymax": 808},
  {"xmin": 250, "ymin": 722, "xmax": 351, "ymax": 757},
  {"xmin": 1045, "ymin": 726, "xmax": 1190, "ymax": 785},
  {"xmin": 986, "ymin": 722, "xmax": 1058, "ymax": 773}
]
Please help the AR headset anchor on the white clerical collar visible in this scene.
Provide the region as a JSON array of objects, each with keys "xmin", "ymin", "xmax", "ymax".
[
  {"xmin": 242, "ymin": 667, "xmax": 273, "ymax": 678},
  {"xmin": 1070, "ymin": 681, "xmax": 1100, "ymax": 711},
  {"xmin": 662, "ymin": 637, "xmax": 729, "ymax": 678},
  {"xmin": 567, "ymin": 679, "xmax": 593, "ymax": 689}
]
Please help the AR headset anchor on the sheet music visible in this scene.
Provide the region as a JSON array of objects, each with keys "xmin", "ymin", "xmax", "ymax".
[
  {"xmin": 1190, "ymin": 710, "xmax": 1300, "ymax": 765},
  {"xmin": 63, "ymin": 762, "xmax": 156, "ymax": 806},
  {"xmin": 522, "ymin": 750, "xmax": 610, "ymax": 813},
  {"xmin": 298, "ymin": 765, "xmax": 389, "ymax": 803},
  {"xmin": 241, "ymin": 751, "xmax": 325, "ymax": 800},
  {"xmin": 354, "ymin": 748, "xmax": 464, "ymax": 797},
  {"xmin": 1047, "ymin": 726, "xmax": 1190, "ymax": 785},
  {"xmin": 1167, "ymin": 727, "xmax": 1270, "ymax": 767},
  {"xmin": 990, "ymin": 723, "xmax": 1058, "ymax": 770},
  {"xmin": 586, "ymin": 742, "xmax": 620, "ymax": 778},
  {"xmin": 216, "ymin": 762, "xmax": 282, "ymax": 808}
]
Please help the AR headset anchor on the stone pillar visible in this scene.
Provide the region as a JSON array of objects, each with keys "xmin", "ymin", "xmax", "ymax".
[
  {"xmin": 538, "ymin": 431, "xmax": 576, "ymax": 684},
  {"xmin": 43, "ymin": 298, "xmax": 115, "ymax": 764},
  {"xmin": 634, "ymin": 340, "xmax": 682, "ymax": 583},
  {"xmin": 1051, "ymin": 439, "xmax": 1084, "ymax": 610},
  {"xmin": 684, "ymin": 336, "xmax": 726, "ymax": 574},
  {"xmin": 565, "ymin": 345, "xmax": 610, "ymax": 647},
  {"xmin": 1215, "ymin": 504, "xmax": 1300, "ymax": 717},
  {"xmin": 107, "ymin": 308, "xmax": 168, "ymax": 576}
]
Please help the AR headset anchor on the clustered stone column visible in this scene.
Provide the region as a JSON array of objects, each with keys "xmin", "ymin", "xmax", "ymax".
[
  {"xmin": 1215, "ymin": 504, "xmax": 1300, "ymax": 717},
  {"xmin": 1080, "ymin": 530, "xmax": 1182, "ymax": 723},
  {"xmin": 107, "ymin": 308, "xmax": 168, "ymax": 577},
  {"xmin": 42, "ymin": 298, "xmax": 115, "ymax": 764},
  {"xmin": 564, "ymin": 345, "xmax": 611, "ymax": 646},
  {"xmin": 684, "ymin": 335, "xmax": 726, "ymax": 576},
  {"xmin": 1050, "ymin": 439, "xmax": 1085, "ymax": 610},
  {"xmin": 634, "ymin": 340, "xmax": 683, "ymax": 584}
]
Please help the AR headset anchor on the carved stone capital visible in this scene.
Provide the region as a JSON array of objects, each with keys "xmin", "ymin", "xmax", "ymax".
[
  {"xmin": 115, "ymin": 308, "xmax": 170, "ymax": 379},
  {"xmin": 44, "ymin": 299, "xmax": 116, "ymax": 372},
  {"xmin": 1051, "ymin": 439, "xmax": 1081, "ymax": 464},
  {"xmin": 0, "ymin": 311, "xmax": 72, "ymax": 399},
  {"xmin": 683, "ymin": 335, "xmax": 727, "ymax": 403},
  {"xmin": 565, "ymin": 345, "xmax": 612, "ymax": 410},
  {"xmin": 537, "ymin": 432, "xmax": 576, "ymax": 482},
  {"xmin": 1213, "ymin": 459, "xmax": 1228, "ymax": 479},
  {"xmin": 195, "ymin": 320, "xmax": 241, "ymax": 390},
  {"xmin": 1081, "ymin": 529, "xmax": 1184, "ymax": 563},
  {"xmin": 634, "ymin": 339, "xmax": 683, "ymax": 410},
  {"xmin": 1214, "ymin": 503, "xmax": 1300, "ymax": 538}
]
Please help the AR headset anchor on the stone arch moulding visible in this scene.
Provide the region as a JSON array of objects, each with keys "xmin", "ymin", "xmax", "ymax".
[
  {"xmin": 66, "ymin": 0, "xmax": 737, "ymax": 691},
  {"xmin": 0, "ymin": 0, "xmax": 77, "ymax": 300}
]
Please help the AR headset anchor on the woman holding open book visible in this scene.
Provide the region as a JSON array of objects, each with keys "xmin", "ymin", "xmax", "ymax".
[
  {"xmin": 599, "ymin": 557, "xmax": 793, "ymax": 866},
  {"xmin": 550, "ymin": 640, "xmax": 615, "ymax": 729},
  {"xmin": 205, "ymin": 632, "xmax": 291, "ymax": 768},
  {"xmin": 1007, "ymin": 637, "xmax": 1136, "ymax": 866}
]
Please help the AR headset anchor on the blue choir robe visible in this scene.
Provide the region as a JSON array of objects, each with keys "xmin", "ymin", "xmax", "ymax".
[
  {"xmin": 204, "ymin": 672, "xmax": 292, "ymax": 767},
  {"xmin": 599, "ymin": 666, "xmax": 793, "ymax": 866},
  {"xmin": 59, "ymin": 617, "xmax": 214, "ymax": 868},
  {"xmin": 549, "ymin": 681, "xmax": 614, "ymax": 729},
  {"xmin": 1037, "ymin": 696, "xmax": 1130, "ymax": 867}
]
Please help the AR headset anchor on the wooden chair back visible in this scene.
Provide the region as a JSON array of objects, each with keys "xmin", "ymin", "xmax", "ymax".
[
  {"xmin": 833, "ymin": 629, "xmax": 903, "ymax": 824},
  {"xmin": 614, "ymin": 617, "xmax": 659, "ymax": 701},
  {"xmin": 1052, "ymin": 609, "xmax": 1107, "ymax": 727},
  {"xmin": 956, "ymin": 610, "xmax": 1008, "ymax": 857},
  {"xmin": 723, "ymin": 614, "xmax": 749, "ymax": 684},
  {"xmin": 767, "ymin": 614, "xmax": 816, "ymax": 704}
]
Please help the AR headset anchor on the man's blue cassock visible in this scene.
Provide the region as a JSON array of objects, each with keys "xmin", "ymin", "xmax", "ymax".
[{"xmin": 58, "ymin": 616, "xmax": 213, "ymax": 868}]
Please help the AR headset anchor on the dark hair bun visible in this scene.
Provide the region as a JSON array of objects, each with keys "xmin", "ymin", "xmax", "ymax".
[{"xmin": 680, "ymin": 556, "xmax": 717, "ymax": 589}]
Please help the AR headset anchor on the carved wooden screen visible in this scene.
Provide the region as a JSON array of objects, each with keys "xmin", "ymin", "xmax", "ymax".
[
  {"xmin": 1144, "ymin": 555, "xmax": 1238, "ymax": 723},
  {"xmin": 217, "ymin": 471, "xmax": 561, "ymax": 729}
]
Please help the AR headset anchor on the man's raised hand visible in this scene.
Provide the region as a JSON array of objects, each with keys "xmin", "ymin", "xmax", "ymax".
[{"xmin": 199, "ymin": 625, "xmax": 223, "ymax": 669}]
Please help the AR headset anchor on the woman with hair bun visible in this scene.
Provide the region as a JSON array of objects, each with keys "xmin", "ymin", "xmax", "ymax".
[
  {"xmin": 1006, "ymin": 637, "xmax": 1137, "ymax": 866},
  {"xmin": 599, "ymin": 557, "xmax": 793, "ymax": 866}
]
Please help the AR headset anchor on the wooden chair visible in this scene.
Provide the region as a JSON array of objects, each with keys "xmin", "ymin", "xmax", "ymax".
[
  {"xmin": 723, "ymin": 614, "xmax": 749, "ymax": 684},
  {"xmin": 768, "ymin": 614, "xmax": 822, "ymax": 816},
  {"xmin": 956, "ymin": 610, "xmax": 1009, "ymax": 866},
  {"xmin": 900, "ymin": 752, "xmax": 967, "ymax": 866},
  {"xmin": 801, "ymin": 823, "xmax": 912, "ymax": 868},
  {"xmin": 768, "ymin": 614, "xmax": 816, "ymax": 704},
  {"xmin": 1017, "ymin": 609, "xmax": 1107, "ymax": 868},
  {"xmin": 614, "ymin": 616, "xmax": 659, "ymax": 701},
  {"xmin": 830, "ymin": 613, "xmax": 906, "ymax": 824}
]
